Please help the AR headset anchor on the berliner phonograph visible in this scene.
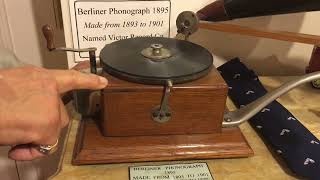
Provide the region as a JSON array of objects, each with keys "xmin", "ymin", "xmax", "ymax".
[{"xmin": 42, "ymin": 11, "xmax": 320, "ymax": 165}]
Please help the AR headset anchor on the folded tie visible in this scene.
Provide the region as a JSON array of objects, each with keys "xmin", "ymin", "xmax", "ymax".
[{"xmin": 218, "ymin": 58, "xmax": 320, "ymax": 179}]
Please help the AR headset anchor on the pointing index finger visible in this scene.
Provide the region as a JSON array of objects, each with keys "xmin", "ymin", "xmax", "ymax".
[{"xmin": 49, "ymin": 69, "xmax": 108, "ymax": 93}]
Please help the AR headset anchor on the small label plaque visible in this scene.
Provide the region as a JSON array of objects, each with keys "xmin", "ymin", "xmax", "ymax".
[{"xmin": 129, "ymin": 163, "xmax": 214, "ymax": 180}]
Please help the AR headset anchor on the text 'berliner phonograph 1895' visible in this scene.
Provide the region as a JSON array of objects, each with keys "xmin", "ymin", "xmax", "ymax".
[{"xmin": 42, "ymin": 11, "xmax": 320, "ymax": 165}]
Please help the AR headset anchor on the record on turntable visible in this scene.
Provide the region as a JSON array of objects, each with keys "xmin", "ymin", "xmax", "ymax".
[{"xmin": 100, "ymin": 37, "xmax": 213, "ymax": 85}]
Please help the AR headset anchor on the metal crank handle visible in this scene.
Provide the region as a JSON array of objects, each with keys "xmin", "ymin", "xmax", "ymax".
[
  {"xmin": 159, "ymin": 80, "xmax": 173, "ymax": 113},
  {"xmin": 223, "ymin": 71, "xmax": 320, "ymax": 128},
  {"xmin": 42, "ymin": 24, "xmax": 97, "ymax": 74},
  {"xmin": 42, "ymin": 24, "xmax": 97, "ymax": 52},
  {"xmin": 152, "ymin": 80, "xmax": 173, "ymax": 123}
]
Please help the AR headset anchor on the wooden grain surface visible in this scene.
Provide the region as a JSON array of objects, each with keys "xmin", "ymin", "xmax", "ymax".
[
  {"xmin": 199, "ymin": 22, "xmax": 320, "ymax": 45},
  {"xmin": 101, "ymin": 68, "xmax": 228, "ymax": 136},
  {"xmin": 72, "ymin": 119, "xmax": 253, "ymax": 165}
]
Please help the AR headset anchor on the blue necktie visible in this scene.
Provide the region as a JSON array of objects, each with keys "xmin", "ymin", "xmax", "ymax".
[{"xmin": 217, "ymin": 58, "xmax": 320, "ymax": 180}]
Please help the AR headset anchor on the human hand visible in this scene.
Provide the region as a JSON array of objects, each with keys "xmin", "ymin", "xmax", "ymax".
[{"xmin": 0, "ymin": 66, "xmax": 108, "ymax": 160}]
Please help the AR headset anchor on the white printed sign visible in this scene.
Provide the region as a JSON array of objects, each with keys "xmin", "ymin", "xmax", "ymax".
[
  {"xmin": 69, "ymin": 0, "xmax": 171, "ymax": 63},
  {"xmin": 129, "ymin": 163, "xmax": 214, "ymax": 180}
]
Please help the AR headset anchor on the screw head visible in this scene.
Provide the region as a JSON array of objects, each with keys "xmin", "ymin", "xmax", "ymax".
[
  {"xmin": 151, "ymin": 44, "xmax": 163, "ymax": 50},
  {"xmin": 312, "ymin": 79, "xmax": 320, "ymax": 88},
  {"xmin": 225, "ymin": 118, "xmax": 232, "ymax": 122}
]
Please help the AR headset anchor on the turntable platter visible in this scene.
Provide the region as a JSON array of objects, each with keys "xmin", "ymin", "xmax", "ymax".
[{"xmin": 100, "ymin": 37, "xmax": 213, "ymax": 85}]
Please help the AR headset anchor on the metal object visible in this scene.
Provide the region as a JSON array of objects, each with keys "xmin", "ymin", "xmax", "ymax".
[
  {"xmin": 222, "ymin": 71, "xmax": 320, "ymax": 128},
  {"xmin": 312, "ymin": 79, "xmax": 320, "ymax": 88},
  {"xmin": 141, "ymin": 43, "xmax": 172, "ymax": 61},
  {"xmin": 42, "ymin": 24, "xmax": 97, "ymax": 74},
  {"xmin": 100, "ymin": 37, "xmax": 213, "ymax": 85},
  {"xmin": 37, "ymin": 139, "xmax": 59, "ymax": 155},
  {"xmin": 152, "ymin": 80, "xmax": 173, "ymax": 123},
  {"xmin": 176, "ymin": 11, "xmax": 200, "ymax": 40}
]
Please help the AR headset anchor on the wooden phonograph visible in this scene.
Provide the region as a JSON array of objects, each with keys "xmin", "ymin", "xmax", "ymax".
[{"xmin": 43, "ymin": 9, "xmax": 320, "ymax": 165}]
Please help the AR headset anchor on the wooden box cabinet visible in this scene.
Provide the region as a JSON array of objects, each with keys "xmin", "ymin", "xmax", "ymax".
[
  {"xmin": 72, "ymin": 67, "xmax": 253, "ymax": 165},
  {"xmin": 100, "ymin": 68, "xmax": 228, "ymax": 137}
]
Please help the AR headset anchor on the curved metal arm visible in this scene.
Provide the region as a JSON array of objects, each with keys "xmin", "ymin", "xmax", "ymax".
[
  {"xmin": 223, "ymin": 71, "xmax": 320, "ymax": 128},
  {"xmin": 152, "ymin": 80, "xmax": 173, "ymax": 123}
]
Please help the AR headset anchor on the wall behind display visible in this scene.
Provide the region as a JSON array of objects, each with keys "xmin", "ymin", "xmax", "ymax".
[{"xmin": 1, "ymin": 0, "xmax": 67, "ymax": 69}]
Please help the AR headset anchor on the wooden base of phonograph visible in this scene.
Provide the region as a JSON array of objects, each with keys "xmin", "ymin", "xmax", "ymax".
[
  {"xmin": 72, "ymin": 120, "xmax": 253, "ymax": 165},
  {"xmin": 72, "ymin": 67, "xmax": 253, "ymax": 165}
]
